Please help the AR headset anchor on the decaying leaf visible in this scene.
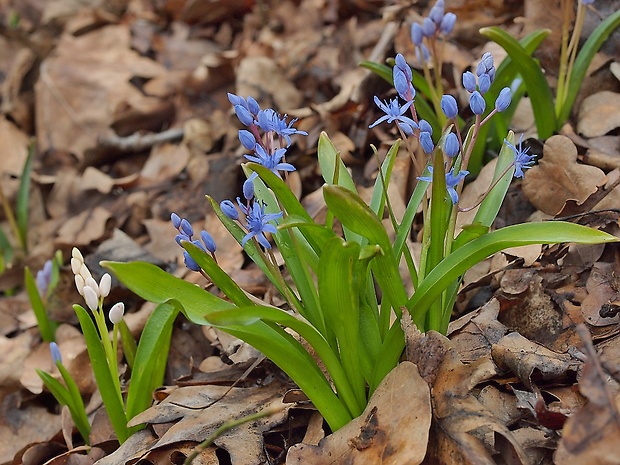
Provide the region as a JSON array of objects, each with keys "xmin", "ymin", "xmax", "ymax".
[
  {"xmin": 577, "ymin": 91, "xmax": 620, "ymax": 138},
  {"xmin": 286, "ymin": 361, "xmax": 431, "ymax": 465}
]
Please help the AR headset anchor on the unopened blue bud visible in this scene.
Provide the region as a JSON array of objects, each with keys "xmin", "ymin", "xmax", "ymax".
[
  {"xmin": 175, "ymin": 233, "xmax": 190, "ymax": 246},
  {"xmin": 419, "ymin": 119, "xmax": 433, "ymax": 134},
  {"xmin": 393, "ymin": 67, "xmax": 414, "ymax": 102},
  {"xmin": 444, "ymin": 132, "xmax": 459, "ymax": 158},
  {"xmin": 416, "ymin": 44, "xmax": 430, "ymax": 63},
  {"xmin": 234, "ymin": 105, "xmax": 254, "ymax": 126},
  {"xmin": 239, "ymin": 130, "xmax": 256, "ymax": 150},
  {"xmin": 469, "ymin": 91, "xmax": 486, "ymax": 115},
  {"xmin": 488, "ymin": 66, "xmax": 496, "ymax": 82},
  {"xmin": 247, "ymin": 97, "xmax": 260, "ymax": 115},
  {"xmin": 422, "ymin": 17, "xmax": 436, "ymax": 37},
  {"xmin": 398, "ymin": 122, "xmax": 415, "ymax": 136},
  {"xmin": 50, "ymin": 342, "xmax": 62, "ymax": 365},
  {"xmin": 227, "ymin": 93, "xmax": 246, "ymax": 108},
  {"xmin": 183, "ymin": 248, "xmax": 201, "ymax": 272},
  {"xmin": 429, "ymin": 3, "xmax": 444, "ymax": 24},
  {"xmin": 440, "ymin": 12, "xmax": 456, "ymax": 34},
  {"xmin": 243, "ymin": 178, "xmax": 254, "ymax": 200},
  {"xmin": 476, "ymin": 52, "xmax": 494, "ymax": 76},
  {"xmin": 200, "ymin": 231, "xmax": 216, "ymax": 253},
  {"xmin": 220, "ymin": 200, "xmax": 239, "ymax": 220},
  {"xmin": 478, "ymin": 74, "xmax": 491, "ymax": 94},
  {"xmin": 180, "ymin": 219, "xmax": 194, "ymax": 237},
  {"xmin": 495, "ymin": 87, "xmax": 512, "ymax": 112},
  {"xmin": 420, "ymin": 131, "xmax": 434, "ymax": 154},
  {"xmin": 462, "ymin": 71, "xmax": 477, "ymax": 93},
  {"xmin": 441, "ymin": 94, "xmax": 458, "ymax": 119},
  {"xmin": 171, "ymin": 212, "xmax": 181, "ymax": 229},
  {"xmin": 411, "ymin": 23, "xmax": 424, "ymax": 46},
  {"xmin": 395, "ymin": 54, "xmax": 412, "ymax": 81}
]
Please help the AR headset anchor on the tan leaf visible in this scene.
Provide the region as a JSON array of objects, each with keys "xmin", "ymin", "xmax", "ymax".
[
  {"xmin": 522, "ymin": 135, "xmax": 606, "ymax": 215},
  {"xmin": 286, "ymin": 362, "xmax": 431, "ymax": 465},
  {"xmin": 581, "ymin": 262, "xmax": 620, "ymax": 326},
  {"xmin": 577, "ymin": 91, "xmax": 620, "ymax": 138}
]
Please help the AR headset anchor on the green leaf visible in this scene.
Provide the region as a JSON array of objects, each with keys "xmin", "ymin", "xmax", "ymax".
[
  {"xmin": 558, "ymin": 9, "xmax": 620, "ymax": 126},
  {"xmin": 56, "ymin": 362, "xmax": 91, "ymax": 442},
  {"xmin": 125, "ymin": 300, "xmax": 179, "ymax": 422},
  {"xmin": 318, "ymin": 132, "xmax": 356, "ymax": 192},
  {"xmin": 16, "ymin": 141, "xmax": 34, "ymax": 252},
  {"xmin": 74, "ymin": 304, "xmax": 129, "ymax": 443},
  {"xmin": 24, "ymin": 266, "xmax": 56, "ymax": 342},
  {"xmin": 407, "ymin": 222, "xmax": 618, "ymax": 327},
  {"xmin": 480, "ymin": 26, "xmax": 556, "ymax": 139},
  {"xmin": 0, "ymin": 226, "xmax": 13, "ymax": 273},
  {"xmin": 118, "ymin": 319, "xmax": 136, "ymax": 369}
]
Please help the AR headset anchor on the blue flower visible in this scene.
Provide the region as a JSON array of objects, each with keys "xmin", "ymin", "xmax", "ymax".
[
  {"xmin": 429, "ymin": 1, "xmax": 444, "ymax": 24},
  {"xmin": 240, "ymin": 201, "xmax": 283, "ymax": 249},
  {"xmin": 440, "ymin": 12, "xmax": 456, "ymax": 34},
  {"xmin": 478, "ymin": 73, "xmax": 491, "ymax": 94},
  {"xmin": 422, "ymin": 17, "xmax": 436, "ymax": 36},
  {"xmin": 417, "ymin": 166, "xmax": 469, "ymax": 204},
  {"xmin": 504, "ymin": 134, "xmax": 535, "ymax": 178},
  {"xmin": 239, "ymin": 130, "xmax": 256, "ymax": 150},
  {"xmin": 36, "ymin": 260, "xmax": 53, "ymax": 297},
  {"xmin": 441, "ymin": 94, "xmax": 458, "ymax": 119},
  {"xmin": 420, "ymin": 131, "xmax": 435, "ymax": 154},
  {"xmin": 200, "ymin": 231, "xmax": 216, "ymax": 254},
  {"xmin": 495, "ymin": 87, "xmax": 512, "ymax": 112},
  {"xmin": 257, "ymin": 109, "xmax": 307, "ymax": 146},
  {"xmin": 50, "ymin": 342, "xmax": 62, "ymax": 365},
  {"xmin": 469, "ymin": 91, "xmax": 486, "ymax": 115},
  {"xmin": 419, "ymin": 119, "xmax": 433, "ymax": 134},
  {"xmin": 411, "ymin": 23, "xmax": 424, "ymax": 46},
  {"xmin": 170, "ymin": 212, "xmax": 181, "ymax": 229},
  {"xmin": 243, "ymin": 178, "xmax": 255, "ymax": 200},
  {"xmin": 220, "ymin": 200, "xmax": 239, "ymax": 220},
  {"xmin": 244, "ymin": 145, "xmax": 296, "ymax": 177},
  {"xmin": 234, "ymin": 104, "xmax": 254, "ymax": 126},
  {"xmin": 393, "ymin": 54, "xmax": 415, "ymax": 102},
  {"xmin": 444, "ymin": 132, "xmax": 460, "ymax": 158},
  {"xmin": 462, "ymin": 71, "xmax": 477, "ymax": 93},
  {"xmin": 476, "ymin": 52, "xmax": 494, "ymax": 77},
  {"xmin": 369, "ymin": 97, "xmax": 417, "ymax": 130}
]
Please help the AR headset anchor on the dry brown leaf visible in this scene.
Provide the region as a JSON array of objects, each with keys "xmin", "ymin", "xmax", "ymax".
[
  {"xmin": 555, "ymin": 325, "xmax": 620, "ymax": 464},
  {"xmin": 492, "ymin": 332, "xmax": 580, "ymax": 389},
  {"xmin": 286, "ymin": 362, "xmax": 431, "ymax": 465},
  {"xmin": 522, "ymin": 135, "xmax": 607, "ymax": 215},
  {"xmin": 97, "ymin": 381, "xmax": 289, "ymax": 465},
  {"xmin": 581, "ymin": 262, "xmax": 620, "ymax": 326},
  {"xmin": 0, "ymin": 116, "xmax": 30, "ymax": 201},
  {"xmin": 55, "ymin": 206, "xmax": 112, "ymax": 247},
  {"xmin": 35, "ymin": 24, "xmax": 167, "ymax": 159},
  {"xmin": 577, "ymin": 91, "xmax": 620, "ymax": 138},
  {"xmin": 140, "ymin": 142, "xmax": 191, "ymax": 184}
]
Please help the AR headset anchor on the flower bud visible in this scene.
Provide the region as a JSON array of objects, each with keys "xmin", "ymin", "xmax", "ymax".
[
  {"xmin": 247, "ymin": 97, "xmax": 261, "ymax": 115},
  {"xmin": 75, "ymin": 274, "xmax": 85, "ymax": 295},
  {"xmin": 180, "ymin": 219, "xmax": 194, "ymax": 238},
  {"xmin": 71, "ymin": 247, "xmax": 84, "ymax": 262},
  {"xmin": 243, "ymin": 178, "xmax": 254, "ymax": 200},
  {"xmin": 200, "ymin": 231, "xmax": 217, "ymax": 254},
  {"xmin": 440, "ymin": 13, "xmax": 456, "ymax": 35},
  {"xmin": 478, "ymin": 74, "xmax": 491, "ymax": 94},
  {"xmin": 441, "ymin": 94, "xmax": 458, "ymax": 119},
  {"xmin": 85, "ymin": 276, "xmax": 99, "ymax": 296},
  {"xmin": 410, "ymin": 23, "xmax": 424, "ymax": 46},
  {"xmin": 495, "ymin": 87, "xmax": 512, "ymax": 112},
  {"xmin": 462, "ymin": 71, "xmax": 477, "ymax": 93},
  {"xmin": 99, "ymin": 273, "xmax": 111, "ymax": 298},
  {"xmin": 469, "ymin": 91, "xmax": 486, "ymax": 115},
  {"xmin": 227, "ymin": 93, "xmax": 246, "ymax": 107},
  {"xmin": 79, "ymin": 263, "xmax": 92, "ymax": 281},
  {"xmin": 70, "ymin": 257, "xmax": 82, "ymax": 275},
  {"xmin": 109, "ymin": 302, "xmax": 125, "ymax": 325},
  {"xmin": 234, "ymin": 104, "xmax": 254, "ymax": 126},
  {"xmin": 50, "ymin": 342, "xmax": 62, "ymax": 365},
  {"xmin": 398, "ymin": 122, "xmax": 415, "ymax": 136},
  {"xmin": 429, "ymin": 3, "xmax": 444, "ymax": 24},
  {"xmin": 422, "ymin": 17, "xmax": 436, "ymax": 37},
  {"xmin": 395, "ymin": 54, "xmax": 412, "ymax": 81},
  {"xmin": 170, "ymin": 212, "xmax": 181, "ymax": 229},
  {"xmin": 420, "ymin": 132, "xmax": 435, "ymax": 154},
  {"xmin": 419, "ymin": 119, "xmax": 433, "ymax": 134},
  {"xmin": 238, "ymin": 130, "xmax": 256, "ymax": 150},
  {"xmin": 444, "ymin": 132, "xmax": 460, "ymax": 158},
  {"xmin": 220, "ymin": 200, "xmax": 239, "ymax": 220},
  {"xmin": 83, "ymin": 286, "xmax": 99, "ymax": 312},
  {"xmin": 183, "ymin": 250, "xmax": 201, "ymax": 272}
]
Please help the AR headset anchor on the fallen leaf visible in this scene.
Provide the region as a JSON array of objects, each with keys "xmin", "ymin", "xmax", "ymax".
[
  {"xmin": 581, "ymin": 262, "xmax": 620, "ymax": 326},
  {"xmin": 286, "ymin": 362, "xmax": 431, "ymax": 465},
  {"xmin": 522, "ymin": 135, "xmax": 606, "ymax": 215},
  {"xmin": 577, "ymin": 91, "xmax": 620, "ymax": 138}
]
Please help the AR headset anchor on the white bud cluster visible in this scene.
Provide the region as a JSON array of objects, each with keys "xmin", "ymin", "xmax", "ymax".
[{"xmin": 71, "ymin": 248, "xmax": 122, "ymax": 321}]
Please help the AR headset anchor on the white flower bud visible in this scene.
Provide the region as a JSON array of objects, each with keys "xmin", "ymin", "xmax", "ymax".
[
  {"xmin": 71, "ymin": 247, "xmax": 84, "ymax": 262},
  {"xmin": 71, "ymin": 257, "xmax": 82, "ymax": 275},
  {"xmin": 85, "ymin": 276, "xmax": 99, "ymax": 296},
  {"xmin": 109, "ymin": 302, "xmax": 125, "ymax": 324},
  {"xmin": 79, "ymin": 263, "xmax": 92, "ymax": 281},
  {"xmin": 75, "ymin": 274, "xmax": 85, "ymax": 295},
  {"xmin": 83, "ymin": 286, "xmax": 99, "ymax": 312},
  {"xmin": 99, "ymin": 274, "xmax": 111, "ymax": 298}
]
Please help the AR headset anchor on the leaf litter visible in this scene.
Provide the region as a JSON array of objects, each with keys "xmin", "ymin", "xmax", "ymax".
[{"xmin": 0, "ymin": 0, "xmax": 619, "ymax": 464}]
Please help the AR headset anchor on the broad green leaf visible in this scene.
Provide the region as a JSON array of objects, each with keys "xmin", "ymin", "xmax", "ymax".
[
  {"xmin": 369, "ymin": 140, "xmax": 400, "ymax": 218},
  {"xmin": 558, "ymin": 9, "xmax": 620, "ymax": 126},
  {"xmin": 407, "ymin": 222, "xmax": 618, "ymax": 326},
  {"xmin": 480, "ymin": 26, "xmax": 556, "ymax": 139},
  {"xmin": 318, "ymin": 132, "xmax": 356, "ymax": 192},
  {"xmin": 205, "ymin": 305, "xmax": 361, "ymax": 419},
  {"xmin": 125, "ymin": 300, "xmax": 179, "ymax": 422},
  {"xmin": 74, "ymin": 304, "xmax": 128, "ymax": 443}
]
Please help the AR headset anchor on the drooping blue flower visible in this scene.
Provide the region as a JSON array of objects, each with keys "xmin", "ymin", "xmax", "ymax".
[
  {"xmin": 469, "ymin": 91, "xmax": 486, "ymax": 115},
  {"xmin": 417, "ymin": 166, "xmax": 469, "ymax": 204},
  {"xmin": 241, "ymin": 201, "xmax": 283, "ymax": 249},
  {"xmin": 444, "ymin": 132, "xmax": 460, "ymax": 158},
  {"xmin": 495, "ymin": 87, "xmax": 512, "ymax": 112},
  {"xmin": 369, "ymin": 97, "xmax": 417, "ymax": 130},
  {"xmin": 244, "ymin": 145, "xmax": 296, "ymax": 177},
  {"xmin": 441, "ymin": 94, "xmax": 458, "ymax": 119},
  {"xmin": 504, "ymin": 134, "xmax": 536, "ymax": 178},
  {"xmin": 220, "ymin": 200, "xmax": 239, "ymax": 220}
]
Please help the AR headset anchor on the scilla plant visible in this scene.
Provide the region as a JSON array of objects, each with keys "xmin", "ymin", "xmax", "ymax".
[
  {"xmin": 103, "ymin": 51, "xmax": 616, "ymax": 433},
  {"xmin": 38, "ymin": 248, "xmax": 178, "ymax": 444}
]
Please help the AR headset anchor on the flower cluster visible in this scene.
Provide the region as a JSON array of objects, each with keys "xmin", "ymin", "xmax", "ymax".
[
  {"xmin": 71, "ymin": 248, "xmax": 123, "ymax": 322},
  {"xmin": 170, "ymin": 213, "xmax": 216, "ymax": 272},
  {"xmin": 461, "ymin": 52, "xmax": 512, "ymax": 116},
  {"xmin": 410, "ymin": 0, "xmax": 457, "ymax": 62}
]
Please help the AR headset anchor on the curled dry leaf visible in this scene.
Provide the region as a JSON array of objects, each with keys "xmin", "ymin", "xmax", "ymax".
[
  {"xmin": 492, "ymin": 332, "xmax": 580, "ymax": 389},
  {"xmin": 522, "ymin": 135, "xmax": 607, "ymax": 215},
  {"xmin": 286, "ymin": 362, "xmax": 431, "ymax": 465}
]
